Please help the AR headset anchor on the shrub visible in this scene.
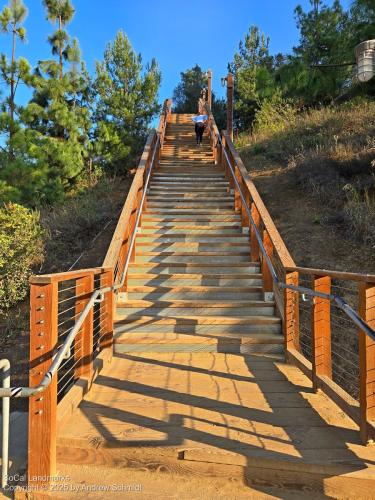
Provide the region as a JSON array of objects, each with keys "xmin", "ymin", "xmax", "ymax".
[
  {"xmin": 0, "ymin": 203, "xmax": 44, "ymax": 314},
  {"xmin": 253, "ymin": 92, "xmax": 297, "ymax": 135}
]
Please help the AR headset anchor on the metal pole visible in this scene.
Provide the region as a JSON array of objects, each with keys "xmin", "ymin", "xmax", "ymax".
[
  {"xmin": 226, "ymin": 73, "xmax": 234, "ymax": 141},
  {"xmin": 0, "ymin": 360, "xmax": 10, "ymax": 488},
  {"xmin": 207, "ymin": 69, "xmax": 212, "ymax": 109}
]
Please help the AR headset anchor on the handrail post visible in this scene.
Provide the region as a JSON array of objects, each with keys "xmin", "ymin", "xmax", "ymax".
[
  {"xmin": 234, "ymin": 164, "xmax": 242, "ymax": 212},
  {"xmin": 207, "ymin": 69, "xmax": 212, "ymax": 109},
  {"xmin": 119, "ymin": 228, "xmax": 130, "ymax": 292},
  {"xmin": 28, "ymin": 281, "xmax": 58, "ymax": 490},
  {"xmin": 100, "ymin": 269, "xmax": 114, "ymax": 358},
  {"xmin": 250, "ymin": 203, "xmax": 261, "ymax": 262},
  {"xmin": 358, "ymin": 281, "xmax": 375, "ymax": 444},
  {"xmin": 226, "ymin": 73, "xmax": 234, "ymax": 141},
  {"xmin": 74, "ymin": 272, "xmax": 94, "ymax": 382},
  {"xmin": 262, "ymin": 230, "xmax": 273, "ymax": 293},
  {"xmin": 284, "ymin": 271, "xmax": 300, "ymax": 359},
  {"xmin": 312, "ymin": 275, "xmax": 332, "ymax": 391},
  {"xmin": 241, "ymin": 182, "xmax": 250, "ymax": 229}
]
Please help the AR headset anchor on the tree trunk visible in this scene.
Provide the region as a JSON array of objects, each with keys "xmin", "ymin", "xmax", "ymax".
[
  {"xmin": 9, "ymin": 25, "xmax": 16, "ymax": 159},
  {"xmin": 59, "ymin": 15, "xmax": 63, "ymax": 80}
]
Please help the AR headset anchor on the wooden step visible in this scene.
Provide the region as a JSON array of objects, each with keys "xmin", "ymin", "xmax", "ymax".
[
  {"xmin": 115, "ymin": 314, "xmax": 279, "ymax": 325},
  {"xmin": 141, "ymin": 214, "xmax": 240, "ymax": 221},
  {"xmin": 147, "ymin": 202, "xmax": 233, "ymax": 208},
  {"xmin": 128, "ymin": 263, "xmax": 261, "ymax": 274},
  {"xmin": 134, "ymin": 254, "xmax": 252, "ymax": 264},
  {"xmin": 126, "ymin": 275, "xmax": 263, "ymax": 286},
  {"xmin": 147, "ymin": 195, "xmax": 233, "ymax": 201},
  {"xmin": 125, "ymin": 287, "xmax": 263, "ymax": 304},
  {"xmin": 135, "ymin": 239, "xmax": 248, "ymax": 245},
  {"xmin": 139, "ymin": 222, "xmax": 242, "ymax": 228},
  {"xmin": 116, "ymin": 304, "xmax": 275, "ymax": 317},
  {"xmin": 144, "ymin": 209, "xmax": 238, "ymax": 215}
]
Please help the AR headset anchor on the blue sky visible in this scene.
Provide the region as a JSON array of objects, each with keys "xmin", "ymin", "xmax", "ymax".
[{"xmin": 0, "ymin": 0, "xmax": 352, "ymax": 105}]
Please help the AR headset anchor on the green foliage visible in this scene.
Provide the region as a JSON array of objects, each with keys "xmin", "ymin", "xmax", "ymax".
[
  {"xmin": 0, "ymin": 203, "xmax": 44, "ymax": 313},
  {"xmin": 93, "ymin": 30, "xmax": 161, "ymax": 174},
  {"xmin": 231, "ymin": 1, "xmax": 375, "ymax": 132},
  {"xmin": 0, "ymin": 0, "xmax": 29, "ymax": 155},
  {"xmin": 172, "ymin": 65, "xmax": 227, "ymax": 130},
  {"xmin": 173, "ymin": 64, "xmax": 207, "ymax": 113},
  {"xmin": 253, "ymin": 92, "xmax": 297, "ymax": 135},
  {"xmin": 229, "ymin": 26, "xmax": 276, "ymax": 130}
]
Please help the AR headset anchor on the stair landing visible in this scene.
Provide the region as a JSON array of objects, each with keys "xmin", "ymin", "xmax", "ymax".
[{"xmin": 57, "ymin": 352, "xmax": 375, "ymax": 496}]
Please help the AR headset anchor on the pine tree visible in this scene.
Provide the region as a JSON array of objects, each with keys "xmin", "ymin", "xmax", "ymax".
[
  {"xmin": 229, "ymin": 26, "xmax": 275, "ymax": 130},
  {"xmin": 0, "ymin": 0, "xmax": 29, "ymax": 156},
  {"xmin": 19, "ymin": 0, "xmax": 91, "ymax": 203},
  {"xmin": 173, "ymin": 64, "xmax": 207, "ymax": 113},
  {"xmin": 290, "ymin": 0, "xmax": 351, "ymax": 103},
  {"xmin": 43, "ymin": 0, "xmax": 75, "ymax": 79},
  {"xmin": 94, "ymin": 30, "xmax": 161, "ymax": 174}
]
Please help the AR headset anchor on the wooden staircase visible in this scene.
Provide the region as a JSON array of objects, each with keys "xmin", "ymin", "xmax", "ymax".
[
  {"xmin": 114, "ymin": 113, "xmax": 282, "ymax": 355},
  {"xmin": 53, "ymin": 111, "xmax": 375, "ymax": 499}
]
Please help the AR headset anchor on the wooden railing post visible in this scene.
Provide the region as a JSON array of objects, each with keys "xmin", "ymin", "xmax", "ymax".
[
  {"xmin": 262, "ymin": 230, "xmax": 273, "ymax": 293},
  {"xmin": 241, "ymin": 182, "xmax": 250, "ymax": 229},
  {"xmin": 358, "ymin": 281, "xmax": 375, "ymax": 444},
  {"xmin": 74, "ymin": 272, "xmax": 94, "ymax": 382},
  {"xmin": 284, "ymin": 271, "xmax": 300, "ymax": 358},
  {"xmin": 250, "ymin": 202, "xmax": 260, "ymax": 262},
  {"xmin": 234, "ymin": 165, "xmax": 242, "ymax": 212},
  {"xmin": 119, "ymin": 228, "xmax": 129, "ymax": 293},
  {"xmin": 226, "ymin": 73, "xmax": 234, "ymax": 141},
  {"xmin": 100, "ymin": 269, "xmax": 114, "ymax": 358},
  {"xmin": 312, "ymin": 275, "xmax": 332, "ymax": 391},
  {"xmin": 207, "ymin": 69, "xmax": 212, "ymax": 109},
  {"xmin": 28, "ymin": 281, "xmax": 58, "ymax": 489}
]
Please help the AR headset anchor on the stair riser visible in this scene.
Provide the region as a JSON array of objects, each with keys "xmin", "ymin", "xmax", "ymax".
[
  {"xmin": 144, "ymin": 210, "xmax": 238, "ymax": 215},
  {"xmin": 113, "ymin": 344, "xmax": 284, "ymax": 354},
  {"xmin": 134, "ymin": 245, "xmax": 250, "ymax": 253},
  {"xmin": 128, "ymin": 265, "xmax": 261, "ymax": 274},
  {"xmin": 138, "ymin": 223, "xmax": 242, "ymax": 228},
  {"xmin": 126, "ymin": 292, "xmax": 263, "ymax": 300},
  {"xmin": 127, "ymin": 278, "xmax": 263, "ymax": 286},
  {"xmin": 115, "ymin": 324, "xmax": 281, "ymax": 335},
  {"xmin": 136, "ymin": 239, "xmax": 248, "ymax": 245},
  {"xmin": 134, "ymin": 256, "xmax": 252, "ymax": 263},
  {"xmin": 147, "ymin": 203, "xmax": 234, "ymax": 208},
  {"xmin": 117, "ymin": 307, "xmax": 275, "ymax": 317}
]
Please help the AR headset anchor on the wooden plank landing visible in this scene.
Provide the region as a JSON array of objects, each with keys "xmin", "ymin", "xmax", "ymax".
[{"xmin": 57, "ymin": 352, "xmax": 375, "ymax": 492}]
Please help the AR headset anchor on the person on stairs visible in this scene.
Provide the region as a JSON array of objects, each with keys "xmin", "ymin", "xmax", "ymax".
[{"xmin": 192, "ymin": 113, "xmax": 208, "ymax": 146}]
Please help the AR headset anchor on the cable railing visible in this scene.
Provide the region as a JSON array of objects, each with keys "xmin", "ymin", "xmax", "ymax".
[{"xmin": 204, "ymin": 101, "xmax": 375, "ymax": 444}]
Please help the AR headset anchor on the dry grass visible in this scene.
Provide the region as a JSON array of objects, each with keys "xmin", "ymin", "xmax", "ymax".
[
  {"xmin": 41, "ymin": 176, "xmax": 129, "ymax": 273},
  {"xmin": 237, "ymin": 99, "xmax": 375, "ymax": 246}
]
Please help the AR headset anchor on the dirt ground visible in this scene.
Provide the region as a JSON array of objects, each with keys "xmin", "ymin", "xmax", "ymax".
[{"xmin": 244, "ymin": 155, "xmax": 375, "ymax": 275}]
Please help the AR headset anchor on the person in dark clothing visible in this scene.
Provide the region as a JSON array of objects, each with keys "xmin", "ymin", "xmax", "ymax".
[{"xmin": 195, "ymin": 121, "xmax": 205, "ymax": 146}]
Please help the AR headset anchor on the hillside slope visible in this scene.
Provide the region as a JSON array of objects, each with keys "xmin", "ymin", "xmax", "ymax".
[{"xmin": 237, "ymin": 100, "xmax": 375, "ymax": 274}]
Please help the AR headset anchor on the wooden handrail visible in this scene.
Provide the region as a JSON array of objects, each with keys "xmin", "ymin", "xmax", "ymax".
[
  {"xmin": 222, "ymin": 131, "xmax": 295, "ymax": 269},
  {"xmin": 103, "ymin": 98, "xmax": 172, "ymax": 281},
  {"xmin": 29, "ymin": 267, "xmax": 110, "ymax": 284},
  {"xmin": 103, "ymin": 130, "xmax": 157, "ymax": 272}
]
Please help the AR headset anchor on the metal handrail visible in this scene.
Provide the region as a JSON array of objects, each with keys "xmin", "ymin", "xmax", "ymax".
[
  {"xmin": 204, "ymin": 103, "xmax": 375, "ymax": 343},
  {"xmin": 0, "ymin": 133, "xmax": 161, "ymax": 400},
  {"xmin": 0, "ymin": 360, "xmax": 10, "ymax": 488}
]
